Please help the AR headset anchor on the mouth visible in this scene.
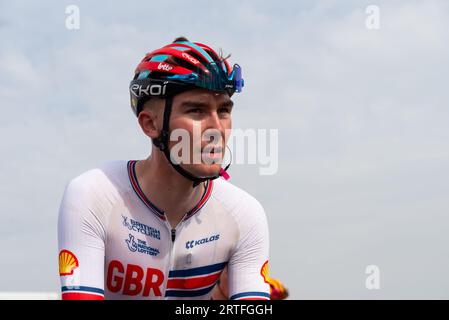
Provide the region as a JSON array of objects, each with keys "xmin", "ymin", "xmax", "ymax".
[{"xmin": 202, "ymin": 146, "xmax": 223, "ymax": 159}]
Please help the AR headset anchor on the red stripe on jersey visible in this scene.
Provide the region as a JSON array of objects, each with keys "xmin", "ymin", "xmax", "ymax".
[
  {"xmin": 62, "ymin": 292, "xmax": 104, "ymax": 300},
  {"xmin": 167, "ymin": 272, "xmax": 221, "ymax": 290}
]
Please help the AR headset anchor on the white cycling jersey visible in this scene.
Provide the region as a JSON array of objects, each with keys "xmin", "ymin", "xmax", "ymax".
[{"xmin": 58, "ymin": 160, "xmax": 270, "ymax": 300}]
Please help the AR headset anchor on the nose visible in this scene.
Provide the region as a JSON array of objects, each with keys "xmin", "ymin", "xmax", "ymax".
[
  {"xmin": 203, "ymin": 110, "xmax": 224, "ymax": 144},
  {"xmin": 205, "ymin": 109, "xmax": 223, "ymax": 131}
]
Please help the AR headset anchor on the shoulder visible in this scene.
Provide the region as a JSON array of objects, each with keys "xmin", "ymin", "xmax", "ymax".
[
  {"xmin": 211, "ymin": 178, "xmax": 267, "ymax": 221},
  {"xmin": 212, "ymin": 179, "xmax": 269, "ymax": 256},
  {"xmin": 63, "ymin": 160, "xmax": 128, "ymax": 203},
  {"xmin": 58, "ymin": 161, "xmax": 128, "ymax": 243}
]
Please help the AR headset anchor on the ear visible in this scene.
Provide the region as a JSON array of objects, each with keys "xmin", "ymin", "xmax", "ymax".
[{"xmin": 138, "ymin": 109, "xmax": 161, "ymax": 139}]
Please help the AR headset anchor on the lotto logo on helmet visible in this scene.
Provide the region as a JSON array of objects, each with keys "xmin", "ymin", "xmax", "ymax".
[
  {"xmin": 59, "ymin": 249, "xmax": 79, "ymax": 276},
  {"xmin": 157, "ymin": 62, "xmax": 173, "ymax": 71},
  {"xmin": 130, "ymin": 83, "xmax": 167, "ymax": 98},
  {"xmin": 181, "ymin": 52, "xmax": 199, "ymax": 65}
]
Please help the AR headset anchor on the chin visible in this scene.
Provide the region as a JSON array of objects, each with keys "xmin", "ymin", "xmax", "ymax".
[{"xmin": 186, "ymin": 163, "xmax": 222, "ymax": 178}]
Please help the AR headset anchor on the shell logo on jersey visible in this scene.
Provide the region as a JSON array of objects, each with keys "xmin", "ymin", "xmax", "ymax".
[
  {"xmin": 260, "ymin": 260, "xmax": 269, "ymax": 284},
  {"xmin": 59, "ymin": 250, "xmax": 79, "ymax": 276},
  {"xmin": 259, "ymin": 260, "xmax": 289, "ymax": 299}
]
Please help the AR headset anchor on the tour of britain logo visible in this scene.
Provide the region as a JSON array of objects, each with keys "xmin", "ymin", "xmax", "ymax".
[
  {"xmin": 122, "ymin": 215, "xmax": 160, "ymax": 240},
  {"xmin": 125, "ymin": 234, "xmax": 160, "ymax": 257}
]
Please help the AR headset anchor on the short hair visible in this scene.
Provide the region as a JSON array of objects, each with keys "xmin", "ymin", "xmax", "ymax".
[{"xmin": 141, "ymin": 97, "xmax": 164, "ymax": 114}]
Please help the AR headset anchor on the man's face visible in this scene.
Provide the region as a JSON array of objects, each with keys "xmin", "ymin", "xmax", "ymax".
[{"xmin": 168, "ymin": 88, "xmax": 233, "ymax": 178}]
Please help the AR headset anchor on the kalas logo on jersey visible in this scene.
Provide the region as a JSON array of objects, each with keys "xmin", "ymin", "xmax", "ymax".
[
  {"xmin": 59, "ymin": 249, "xmax": 79, "ymax": 276},
  {"xmin": 122, "ymin": 215, "xmax": 160, "ymax": 240},
  {"xmin": 107, "ymin": 260, "xmax": 164, "ymax": 297},
  {"xmin": 125, "ymin": 234, "xmax": 160, "ymax": 257},
  {"xmin": 185, "ymin": 234, "xmax": 220, "ymax": 249},
  {"xmin": 181, "ymin": 52, "xmax": 199, "ymax": 65}
]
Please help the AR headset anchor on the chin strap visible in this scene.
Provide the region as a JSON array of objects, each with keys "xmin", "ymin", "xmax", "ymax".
[{"xmin": 152, "ymin": 96, "xmax": 231, "ymax": 188}]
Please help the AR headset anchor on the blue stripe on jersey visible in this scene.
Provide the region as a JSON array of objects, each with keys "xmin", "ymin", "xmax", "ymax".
[
  {"xmin": 168, "ymin": 262, "xmax": 227, "ymax": 278},
  {"xmin": 165, "ymin": 283, "xmax": 216, "ymax": 297},
  {"xmin": 61, "ymin": 286, "xmax": 104, "ymax": 294},
  {"xmin": 230, "ymin": 291, "xmax": 270, "ymax": 300}
]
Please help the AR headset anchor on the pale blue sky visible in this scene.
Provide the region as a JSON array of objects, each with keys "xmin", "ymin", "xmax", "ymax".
[{"xmin": 1, "ymin": 0, "xmax": 449, "ymax": 298}]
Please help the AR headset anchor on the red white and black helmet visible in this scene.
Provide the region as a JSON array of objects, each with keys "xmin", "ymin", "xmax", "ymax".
[
  {"xmin": 129, "ymin": 38, "xmax": 243, "ymax": 187},
  {"xmin": 129, "ymin": 37, "xmax": 243, "ymax": 117}
]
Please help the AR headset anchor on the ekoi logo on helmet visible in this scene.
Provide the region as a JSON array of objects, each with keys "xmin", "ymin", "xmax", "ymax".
[
  {"xmin": 59, "ymin": 249, "xmax": 79, "ymax": 276},
  {"xmin": 181, "ymin": 52, "xmax": 199, "ymax": 65},
  {"xmin": 130, "ymin": 83, "xmax": 167, "ymax": 98}
]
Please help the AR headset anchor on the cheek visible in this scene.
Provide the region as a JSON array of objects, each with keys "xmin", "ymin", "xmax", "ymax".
[
  {"xmin": 170, "ymin": 118, "xmax": 206, "ymax": 150},
  {"xmin": 224, "ymin": 119, "xmax": 232, "ymax": 141},
  {"xmin": 170, "ymin": 118, "xmax": 195, "ymax": 135},
  {"xmin": 224, "ymin": 117, "xmax": 232, "ymax": 128}
]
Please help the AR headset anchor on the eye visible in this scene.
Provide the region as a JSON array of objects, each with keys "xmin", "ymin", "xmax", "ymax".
[
  {"xmin": 188, "ymin": 108, "xmax": 204, "ymax": 114},
  {"xmin": 218, "ymin": 107, "xmax": 231, "ymax": 114}
]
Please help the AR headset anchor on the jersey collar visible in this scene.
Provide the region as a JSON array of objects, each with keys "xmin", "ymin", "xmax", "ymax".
[{"xmin": 127, "ymin": 160, "xmax": 213, "ymax": 222}]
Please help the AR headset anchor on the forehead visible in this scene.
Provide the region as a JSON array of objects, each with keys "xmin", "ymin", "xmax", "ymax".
[{"xmin": 174, "ymin": 89, "xmax": 231, "ymax": 105}]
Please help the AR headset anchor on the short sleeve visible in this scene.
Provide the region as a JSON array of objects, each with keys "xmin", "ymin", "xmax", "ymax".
[
  {"xmin": 58, "ymin": 173, "xmax": 109, "ymax": 300},
  {"xmin": 227, "ymin": 197, "xmax": 270, "ymax": 300}
]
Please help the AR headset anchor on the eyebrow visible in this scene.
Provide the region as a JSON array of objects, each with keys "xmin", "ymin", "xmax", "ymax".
[{"xmin": 180, "ymin": 100, "xmax": 234, "ymax": 109}]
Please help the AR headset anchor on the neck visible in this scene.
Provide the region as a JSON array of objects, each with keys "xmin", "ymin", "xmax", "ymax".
[{"xmin": 134, "ymin": 149, "xmax": 206, "ymax": 228}]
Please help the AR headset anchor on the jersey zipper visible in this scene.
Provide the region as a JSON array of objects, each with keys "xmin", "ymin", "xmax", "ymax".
[{"xmin": 163, "ymin": 215, "xmax": 186, "ymax": 299}]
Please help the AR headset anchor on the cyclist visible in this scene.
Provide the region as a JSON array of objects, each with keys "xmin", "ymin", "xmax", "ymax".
[{"xmin": 58, "ymin": 37, "xmax": 271, "ymax": 300}]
